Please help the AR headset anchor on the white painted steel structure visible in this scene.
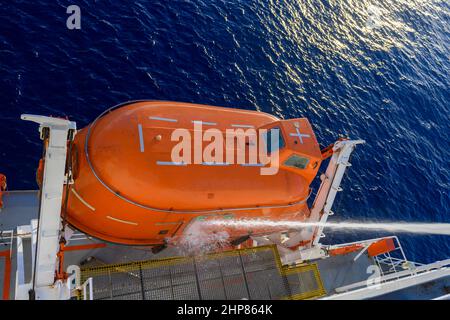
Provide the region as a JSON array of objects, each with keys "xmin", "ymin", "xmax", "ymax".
[
  {"xmin": 15, "ymin": 115, "xmax": 76, "ymax": 300},
  {"xmin": 311, "ymin": 139, "xmax": 365, "ymax": 246}
]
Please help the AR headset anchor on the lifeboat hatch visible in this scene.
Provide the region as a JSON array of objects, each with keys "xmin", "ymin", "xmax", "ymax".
[{"xmin": 154, "ymin": 221, "xmax": 184, "ymax": 240}]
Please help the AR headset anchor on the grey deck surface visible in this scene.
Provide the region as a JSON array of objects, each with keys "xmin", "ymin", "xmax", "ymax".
[
  {"xmin": 0, "ymin": 190, "xmax": 39, "ymax": 230},
  {"xmin": 316, "ymin": 251, "xmax": 374, "ymax": 294}
]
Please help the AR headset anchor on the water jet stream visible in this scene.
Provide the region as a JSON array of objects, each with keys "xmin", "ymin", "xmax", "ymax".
[{"xmin": 204, "ymin": 220, "xmax": 450, "ymax": 236}]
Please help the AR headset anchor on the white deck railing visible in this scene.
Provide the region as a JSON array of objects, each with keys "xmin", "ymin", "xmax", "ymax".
[{"xmin": 322, "ymin": 236, "xmax": 450, "ymax": 300}]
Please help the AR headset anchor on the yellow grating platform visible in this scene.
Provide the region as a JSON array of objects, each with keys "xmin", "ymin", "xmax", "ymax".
[{"xmin": 79, "ymin": 245, "xmax": 326, "ymax": 300}]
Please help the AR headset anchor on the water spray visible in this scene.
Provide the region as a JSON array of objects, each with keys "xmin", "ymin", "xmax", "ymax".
[{"xmin": 204, "ymin": 219, "xmax": 450, "ymax": 236}]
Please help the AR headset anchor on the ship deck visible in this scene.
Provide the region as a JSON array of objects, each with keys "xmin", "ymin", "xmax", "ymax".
[{"xmin": 1, "ymin": 191, "xmax": 449, "ymax": 300}]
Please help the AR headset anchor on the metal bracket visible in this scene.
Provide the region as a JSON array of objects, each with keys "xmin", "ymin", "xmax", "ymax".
[{"xmin": 281, "ymin": 139, "xmax": 364, "ymax": 252}]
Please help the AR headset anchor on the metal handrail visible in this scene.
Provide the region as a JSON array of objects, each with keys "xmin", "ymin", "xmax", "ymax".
[{"xmin": 80, "ymin": 278, "xmax": 93, "ymax": 300}]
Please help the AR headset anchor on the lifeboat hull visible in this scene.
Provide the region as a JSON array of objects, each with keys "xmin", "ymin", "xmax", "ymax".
[{"xmin": 65, "ymin": 101, "xmax": 322, "ymax": 245}]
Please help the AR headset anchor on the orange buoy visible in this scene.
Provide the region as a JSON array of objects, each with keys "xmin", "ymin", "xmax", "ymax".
[{"xmin": 64, "ymin": 101, "xmax": 322, "ymax": 245}]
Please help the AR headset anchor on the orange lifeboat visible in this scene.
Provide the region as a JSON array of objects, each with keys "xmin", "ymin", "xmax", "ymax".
[{"xmin": 65, "ymin": 101, "xmax": 322, "ymax": 245}]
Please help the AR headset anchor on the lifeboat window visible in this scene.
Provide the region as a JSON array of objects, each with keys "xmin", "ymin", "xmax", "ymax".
[
  {"xmin": 284, "ymin": 154, "xmax": 309, "ymax": 169},
  {"xmin": 263, "ymin": 127, "xmax": 285, "ymax": 154}
]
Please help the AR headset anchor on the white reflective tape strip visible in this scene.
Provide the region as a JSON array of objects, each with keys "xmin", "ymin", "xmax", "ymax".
[
  {"xmin": 106, "ymin": 216, "xmax": 138, "ymax": 226},
  {"xmin": 192, "ymin": 120, "xmax": 217, "ymax": 126},
  {"xmin": 289, "ymin": 133, "xmax": 311, "ymax": 137},
  {"xmin": 202, "ymin": 162, "xmax": 230, "ymax": 166},
  {"xmin": 231, "ymin": 124, "xmax": 254, "ymax": 128},
  {"xmin": 149, "ymin": 116, "xmax": 178, "ymax": 122},
  {"xmin": 289, "ymin": 126, "xmax": 311, "ymax": 144},
  {"xmin": 138, "ymin": 124, "xmax": 144, "ymax": 153},
  {"xmin": 71, "ymin": 188, "xmax": 95, "ymax": 211},
  {"xmin": 156, "ymin": 161, "xmax": 187, "ymax": 166}
]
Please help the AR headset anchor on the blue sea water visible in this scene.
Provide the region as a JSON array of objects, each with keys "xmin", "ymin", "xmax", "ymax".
[{"xmin": 0, "ymin": 0, "xmax": 449, "ymax": 263}]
